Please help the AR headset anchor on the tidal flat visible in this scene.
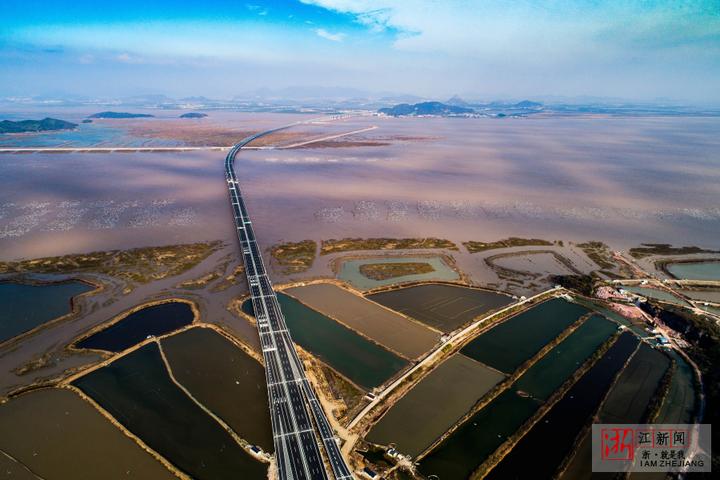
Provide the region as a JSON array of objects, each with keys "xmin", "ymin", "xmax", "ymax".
[
  {"xmin": 0, "ymin": 280, "xmax": 93, "ymax": 342},
  {"xmin": 73, "ymin": 343, "xmax": 267, "ymax": 480},
  {"xmin": 367, "ymin": 283, "xmax": 513, "ymax": 332},
  {"xmin": 161, "ymin": 327, "xmax": 273, "ymax": 451},
  {"xmin": 0, "ymin": 388, "xmax": 175, "ymax": 480}
]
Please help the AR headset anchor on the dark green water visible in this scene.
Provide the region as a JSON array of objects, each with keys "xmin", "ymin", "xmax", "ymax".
[
  {"xmin": 0, "ymin": 281, "xmax": 93, "ymax": 342},
  {"xmin": 514, "ymin": 314, "xmax": 618, "ymax": 399},
  {"xmin": 73, "ymin": 343, "xmax": 267, "ymax": 480},
  {"xmin": 484, "ymin": 333, "xmax": 639, "ymax": 480},
  {"xmin": 243, "ymin": 294, "xmax": 408, "ymax": 389},
  {"xmin": 368, "ymin": 284, "xmax": 513, "ymax": 332},
  {"xmin": 461, "ymin": 298, "xmax": 589, "ymax": 373},
  {"xmin": 418, "ymin": 314, "xmax": 616, "ymax": 478},
  {"xmin": 76, "ymin": 301, "xmax": 193, "ymax": 352}
]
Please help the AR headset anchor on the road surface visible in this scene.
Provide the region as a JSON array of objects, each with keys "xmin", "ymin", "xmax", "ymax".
[{"xmin": 225, "ymin": 127, "xmax": 353, "ymax": 480}]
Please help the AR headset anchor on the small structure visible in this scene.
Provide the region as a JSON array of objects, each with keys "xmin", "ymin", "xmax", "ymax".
[{"xmin": 361, "ymin": 467, "xmax": 378, "ymax": 479}]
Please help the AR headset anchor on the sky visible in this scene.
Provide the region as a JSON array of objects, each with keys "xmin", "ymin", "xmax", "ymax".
[{"xmin": 1, "ymin": 0, "xmax": 719, "ymax": 103}]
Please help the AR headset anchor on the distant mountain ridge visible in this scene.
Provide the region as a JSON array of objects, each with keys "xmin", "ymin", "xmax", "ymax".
[
  {"xmin": 88, "ymin": 111, "xmax": 154, "ymax": 119},
  {"xmin": 378, "ymin": 101, "xmax": 474, "ymax": 117},
  {"xmin": 0, "ymin": 117, "xmax": 77, "ymax": 134},
  {"xmin": 179, "ymin": 112, "xmax": 208, "ymax": 118}
]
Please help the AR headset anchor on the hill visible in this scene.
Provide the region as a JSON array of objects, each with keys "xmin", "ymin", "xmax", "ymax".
[
  {"xmin": 378, "ymin": 101, "xmax": 474, "ymax": 117},
  {"xmin": 0, "ymin": 117, "xmax": 78, "ymax": 134},
  {"xmin": 88, "ymin": 111, "xmax": 155, "ymax": 119},
  {"xmin": 179, "ymin": 112, "xmax": 208, "ymax": 118}
]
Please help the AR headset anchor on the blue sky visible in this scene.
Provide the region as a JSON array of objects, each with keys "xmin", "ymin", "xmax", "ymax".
[{"xmin": 1, "ymin": 0, "xmax": 719, "ymax": 102}]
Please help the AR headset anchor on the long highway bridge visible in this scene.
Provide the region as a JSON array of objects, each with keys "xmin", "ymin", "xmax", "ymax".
[{"xmin": 225, "ymin": 127, "xmax": 354, "ymax": 480}]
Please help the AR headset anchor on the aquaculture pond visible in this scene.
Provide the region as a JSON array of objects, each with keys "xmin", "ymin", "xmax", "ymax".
[
  {"xmin": 0, "ymin": 388, "xmax": 175, "ymax": 480},
  {"xmin": 75, "ymin": 301, "xmax": 194, "ymax": 352},
  {"xmin": 666, "ymin": 260, "xmax": 720, "ymax": 281},
  {"xmin": 418, "ymin": 314, "xmax": 617, "ymax": 478},
  {"xmin": 73, "ymin": 343, "xmax": 267, "ymax": 480},
  {"xmin": 483, "ymin": 333, "xmax": 639, "ymax": 480},
  {"xmin": 623, "ymin": 285, "xmax": 691, "ymax": 306},
  {"xmin": 460, "ymin": 298, "xmax": 589, "ymax": 373},
  {"xmin": 285, "ymin": 283, "xmax": 439, "ymax": 359},
  {"xmin": 338, "ymin": 256, "xmax": 459, "ymax": 290},
  {"xmin": 0, "ymin": 280, "xmax": 93, "ymax": 342},
  {"xmin": 366, "ymin": 354, "xmax": 505, "ymax": 457},
  {"xmin": 368, "ymin": 283, "xmax": 513, "ymax": 332},
  {"xmin": 656, "ymin": 350, "xmax": 697, "ymax": 424},
  {"xmin": 161, "ymin": 327, "xmax": 273, "ymax": 452},
  {"xmin": 243, "ymin": 294, "xmax": 408, "ymax": 389}
]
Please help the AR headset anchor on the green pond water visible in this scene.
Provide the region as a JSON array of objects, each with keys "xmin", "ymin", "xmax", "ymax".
[
  {"xmin": 244, "ymin": 294, "xmax": 408, "ymax": 389},
  {"xmin": 0, "ymin": 281, "xmax": 93, "ymax": 342},
  {"xmin": 514, "ymin": 314, "xmax": 618, "ymax": 399},
  {"xmin": 418, "ymin": 314, "xmax": 617, "ymax": 477},
  {"xmin": 337, "ymin": 256, "xmax": 459, "ymax": 290},
  {"xmin": 461, "ymin": 298, "xmax": 589, "ymax": 373},
  {"xmin": 656, "ymin": 350, "xmax": 697, "ymax": 424},
  {"xmin": 73, "ymin": 343, "xmax": 267, "ymax": 480},
  {"xmin": 622, "ymin": 286, "xmax": 691, "ymax": 306},
  {"xmin": 667, "ymin": 261, "xmax": 720, "ymax": 281}
]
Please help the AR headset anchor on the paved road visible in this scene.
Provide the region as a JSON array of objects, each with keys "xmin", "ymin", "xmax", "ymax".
[{"xmin": 225, "ymin": 128, "xmax": 353, "ymax": 480}]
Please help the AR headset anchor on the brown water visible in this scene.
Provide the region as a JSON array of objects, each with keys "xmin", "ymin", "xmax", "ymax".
[{"xmin": 0, "ymin": 388, "xmax": 175, "ymax": 480}]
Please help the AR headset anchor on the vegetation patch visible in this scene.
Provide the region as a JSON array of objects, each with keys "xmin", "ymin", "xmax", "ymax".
[
  {"xmin": 320, "ymin": 237, "xmax": 457, "ymax": 255},
  {"xmin": 0, "ymin": 241, "xmax": 222, "ymax": 288},
  {"xmin": 359, "ymin": 262, "xmax": 435, "ymax": 280},
  {"xmin": 270, "ymin": 240, "xmax": 316, "ymax": 273},
  {"xmin": 577, "ymin": 241, "xmax": 617, "ymax": 270},
  {"xmin": 463, "ymin": 237, "xmax": 552, "ymax": 253},
  {"xmin": 629, "ymin": 243, "xmax": 719, "ymax": 259},
  {"xmin": 549, "ymin": 274, "xmax": 596, "ymax": 296}
]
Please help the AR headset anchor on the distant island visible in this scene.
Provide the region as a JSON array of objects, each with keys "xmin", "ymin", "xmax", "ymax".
[
  {"xmin": 88, "ymin": 111, "xmax": 155, "ymax": 119},
  {"xmin": 179, "ymin": 112, "xmax": 208, "ymax": 118},
  {"xmin": 378, "ymin": 101, "xmax": 474, "ymax": 117},
  {"xmin": 0, "ymin": 117, "xmax": 78, "ymax": 134}
]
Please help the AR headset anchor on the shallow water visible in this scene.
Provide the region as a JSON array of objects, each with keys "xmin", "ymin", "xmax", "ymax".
[
  {"xmin": 623, "ymin": 286, "xmax": 691, "ymax": 306},
  {"xmin": 75, "ymin": 301, "xmax": 194, "ymax": 352},
  {"xmin": 667, "ymin": 261, "xmax": 720, "ymax": 281},
  {"xmin": 338, "ymin": 256, "xmax": 459, "ymax": 290},
  {"xmin": 0, "ymin": 280, "xmax": 93, "ymax": 342}
]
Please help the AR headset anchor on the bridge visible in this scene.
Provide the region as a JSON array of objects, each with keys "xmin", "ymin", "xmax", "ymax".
[{"xmin": 224, "ymin": 128, "xmax": 354, "ymax": 480}]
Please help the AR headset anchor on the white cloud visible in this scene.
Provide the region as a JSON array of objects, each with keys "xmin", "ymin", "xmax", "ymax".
[{"xmin": 314, "ymin": 28, "xmax": 346, "ymax": 42}]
